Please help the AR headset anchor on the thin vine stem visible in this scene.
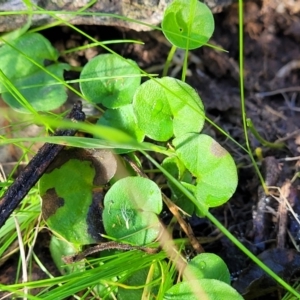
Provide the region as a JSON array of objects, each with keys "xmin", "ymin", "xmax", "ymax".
[{"xmin": 238, "ymin": 0, "xmax": 267, "ymax": 193}]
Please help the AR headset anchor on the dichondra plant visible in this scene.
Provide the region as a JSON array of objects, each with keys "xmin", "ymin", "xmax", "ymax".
[{"xmin": 0, "ymin": 0, "xmax": 265, "ymax": 299}]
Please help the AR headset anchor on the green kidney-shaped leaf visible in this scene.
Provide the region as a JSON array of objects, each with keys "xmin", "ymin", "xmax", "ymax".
[
  {"xmin": 118, "ymin": 262, "xmax": 162, "ymax": 300},
  {"xmin": 80, "ymin": 54, "xmax": 141, "ymax": 108},
  {"xmin": 103, "ymin": 177, "xmax": 162, "ymax": 245},
  {"xmin": 162, "ymin": 0, "xmax": 214, "ymax": 49},
  {"xmin": 184, "ymin": 253, "xmax": 230, "ymax": 284},
  {"xmin": 133, "ymin": 77, "xmax": 204, "ymax": 141},
  {"xmin": 97, "ymin": 104, "xmax": 145, "ymax": 142},
  {"xmin": 173, "ymin": 133, "xmax": 238, "ymax": 208},
  {"xmin": 132, "ymin": 79, "xmax": 173, "ymax": 141},
  {"xmin": 164, "ymin": 279, "xmax": 243, "ymax": 300},
  {"xmin": 0, "ymin": 32, "xmax": 69, "ymax": 112},
  {"xmin": 163, "ymin": 77, "xmax": 205, "ymax": 137},
  {"xmin": 0, "ymin": 32, "xmax": 59, "ymax": 81},
  {"xmin": 49, "ymin": 235, "xmax": 84, "ymax": 275},
  {"xmin": 2, "ymin": 63, "xmax": 69, "ymax": 112},
  {"xmin": 40, "ymin": 148, "xmax": 117, "ymax": 246}
]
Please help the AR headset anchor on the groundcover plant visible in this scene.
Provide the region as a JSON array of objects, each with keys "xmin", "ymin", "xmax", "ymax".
[{"xmin": 0, "ymin": 0, "xmax": 299, "ymax": 299}]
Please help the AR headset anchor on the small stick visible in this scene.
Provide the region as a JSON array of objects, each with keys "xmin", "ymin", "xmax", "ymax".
[
  {"xmin": 0, "ymin": 102, "xmax": 85, "ymax": 229},
  {"xmin": 253, "ymin": 156, "xmax": 281, "ymax": 250},
  {"xmin": 162, "ymin": 194, "xmax": 205, "ymax": 254},
  {"xmin": 277, "ymin": 181, "xmax": 290, "ymax": 249},
  {"xmin": 63, "ymin": 241, "xmax": 159, "ymax": 264}
]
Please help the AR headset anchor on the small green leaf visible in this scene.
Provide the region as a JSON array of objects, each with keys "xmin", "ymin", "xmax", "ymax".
[
  {"xmin": 0, "ymin": 32, "xmax": 68, "ymax": 112},
  {"xmin": 49, "ymin": 235, "xmax": 84, "ymax": 275},
  {"xmin": 164, "ymin": 279, "xmax": 243, "ymax": 300},
  {"xmin": 0, "ymin": 33, "xmax": 59, "ymax": 81},
  {"xmin": 133, "ymin": 77, "xmax": 204, "ymax": 141},
  {"xmin": 162, "ymin": 0, "xmax": 214, "ymax": 49},
  {"xmin": 133, "ymin": 79, "xmax": 173, "ymax": 141},
  {"xmin": 97, "ymin": 104, "xmax": 144, "ymax": 142},
  {"xmin": 164, "ymin": 77, "xmax": 204, "ymax": 137},
  {"xmin": 184, "ymin": 253, "xmax": 230, "ymax": 284},
  {"xmin": 40, "ymin": 148, "xmax": 117, "ymax": 246},
  {"xmin": 103, "ymin": 177, "xmax": 162, "ymax": 245},
  {"xmin": 173, "ymin": 133, "xmax": 238, "ymax": 208},
  {"xmin": 41, "ymin": 158, "xmax": 97, "ymax": 245},
  {"xmin": 80, "ymin": 54, "xmax": 141, "ymax": 108},
  {"xmin": 118, "ymin": 262, "xmax": 162, "ymax": 300},
  {"xmin": 2, "ymin": 63, "xmax": 69, "ymax": 112}
]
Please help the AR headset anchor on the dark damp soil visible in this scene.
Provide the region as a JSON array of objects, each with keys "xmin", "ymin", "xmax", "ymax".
[{"xmin": 1, "ymin": 1, "xmax": 300, "ymax": 299}]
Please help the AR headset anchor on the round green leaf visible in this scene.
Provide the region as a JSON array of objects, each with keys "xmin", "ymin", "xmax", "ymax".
[
  {"xmin": 163, "ymin": 77, "xmax": 205, "ymax": 137},
  {"xmin": 80, "ymin": 54, "xmax": 141, "ymax": 108},
  {"xmin": 97, "ymin": 104, "xmax": 144, "ymax": 142},
  {"xmin": 133, "ymin": 77, "xmax": 204, "ymax": 141},
  {"xmin": 2, "ymin": 63, "xmax": 69, "ymax": 112},
  {"xmin": 40, "ymin": 148, "xmax": 117, "ymax": 246},
  {"xmin": 0, "ymin": 33, "xmax": 59, "ymax": 81},
  {"xmin": 103, "ymin": 177, "xmax": 162, "ymax": 245},
  {"xmin": 173, "ymin": 133, "xmax": 238, "ymax": 208},
  {"xmin": 0, "ymin": 32, "xmax": 68, "ymax": 112},
  {"xmin": 184, "ymin": 253, "xmax": 230, "ymax": 284},
  {"xmin": 164, "ymin": 279, "xmax": 243, "ymax": 300},
  {"xmin": 49, "ymin": 235, "xmax": 84, "ymax": 275},
  {"xmin": 162, "ymin": 0, "xmax": 214, "ymax": 49},
  {"xmin": 118, "ymin": 262, "xmax": 162, "ymax": 300},
  {"xmin": 132, "ymin": 79, "xmax": 173, "ymax": 141}
]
